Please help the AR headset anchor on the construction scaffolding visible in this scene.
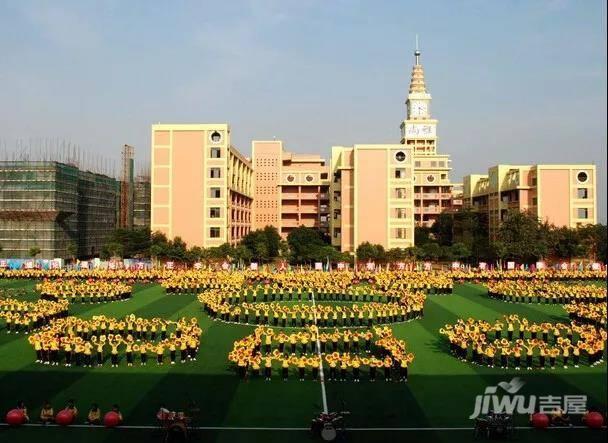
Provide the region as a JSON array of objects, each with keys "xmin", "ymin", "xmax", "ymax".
[
  {"xmin": 119, "ymin": 144, "xmax": 135, "ymax": 229},
  {"xmin": 134, "ymin": 170, "xmax": 151, "ymax": 228},
  {"xmin": 0, "ymin": 156, "xmax": 119, "ymax": 260}
]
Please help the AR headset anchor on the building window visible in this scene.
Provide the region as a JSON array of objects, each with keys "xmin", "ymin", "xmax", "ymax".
[
  {"xmin": 577, "ymin": 171, "xmax": 589, "ymax": 183},
  {"xmin": 414, "ymin": 161, "xmax": 421, "ymax": 168},
  {"xmin": 395, "ymin": 228, "xmax": 407, "ymax": 239},
  {"xmin": 396, "ymin": 208, "xmax": 407, "ymax": 219},
  {"xmin": 321, "ymin": 173, "xmax": 328, "ymax": 179},
  {"xmin": 577, "ymin": 208, "xmax": 589, "ymax": 219},
  {"xmin": 531, "ymin": 177, "xmax": 537, "ymax": 186},
  {"xmin": 210, "ymin": 187, "xmax": 221, "ymax": 198},
  {"xmin": 439, "ymin": 161, "xmax": 445, "ymax": 167},
  {"xmin": 396, "ymin": 188, "xmax": 408, "ymax": 199},
  {"xmin": 577, "ymin": 188, "xmax": 588, "ymax": 199},
  {"xmin": 209, "ymin": 131, "xmax": 222, "ymax": 143},
  {"xmin": 394, "ymin": 151, "xmax": 407, "ymax": 162},
  {"xmin": 209, "ymin": 227, "xmax": 221, "ymax": 238},
  {"xmin": 431, "ymin": 161, "xmax": 437, "ymax": 167},
  {"xmin": 210, "ymin": 147, "xmax": 221, "ymax": 158},
  {"xmin": 395, "ymin": 168, "xmax": 406, "ymax": 179},
  {"xmin": 210, "ymin": 167, "xmax": 221, "ymax": 178},
  {"xmin": 441, "ymin": 174, "xmax": 447, "ymax": 180},
  {"xmin": 209, "ymin": 207, "xmax": 220, "ymax": 218},
  {"xmin": 333, "ymin": 228, "xmax": 341, "ymax": 238}
]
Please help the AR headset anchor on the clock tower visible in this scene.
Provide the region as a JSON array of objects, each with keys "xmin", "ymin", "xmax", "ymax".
[
  {"xmin": 400, "ymin": 49, "xmax": 437, "ymax": 146},
  {"xmin": 400, "ymin": 47, "xmax": 459, "ymax": 228}
]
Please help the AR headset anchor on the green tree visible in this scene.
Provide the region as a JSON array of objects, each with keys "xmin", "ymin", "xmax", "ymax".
[
  {"xmin": 241, "ymin": 226, "xmax": 283, "ymax": 263},
  {"xmin": 168, "ymin": 237, "xmax": 188, "ymax": 262},
  {"xmin": 496, "ymin": 210, "xmax": 548, "ymax": 263},
  {"xmin": 187, "ymin": 246, "xmax": 205, "ymax": 263},
  {"xmin": 29, "ymin": 246, "xmax": 41, "ymax": 258},
  {"xmin": 279, "ymin": 240, "xmax": 291, "ymax": 259},
  {"xmin": 420, "ymin": 242, "xmax": 441, "ymax": 261},
  {"xmin": 549, "ymin": 226, "xmax": 585, "ymax": 261},
  {"xmin": 404, "ymin": 246, "xmax": 422, "ymax": 261},
  {"xmin": 356, "ymin": 242, "xmax": 386, "ymax": 262},
  {"xmin": 432, "ymin": 213, "xmax": 454, "ymax": 246},
  {"xmin": 414, "ymin": 226, "xmax": 433, "ymax": 245},
  {"xmin": 233, "ymin": 245, "xmax": 253, "ymax": 267},
  {"xmin": 450, "ymin": 242, "xmax": 471, "ymax": 262},
  {"xmin": 453, "ymin": 209, "xmax": 489, "ymax": 262},
  {"xmin": 66, "ymin": 242, "xmax": 78, "ymax": 263},
  {"xmin": 386, "ymin": 248, "xmax": 407, "ymax": 263},
  {"xmin": 101, "ymin": 242, "xmax": 124, "ymax": 259},
  {"xmin": 286, "ymin": 226, "xmax": 328, "ymax": 264},
  {"xmin": 102, "ymin": 228, "xmax": 152, "ymax": 258},
  {"xmin": 579, "ymin": 224, "xmax": 607, "ymax": 263}
]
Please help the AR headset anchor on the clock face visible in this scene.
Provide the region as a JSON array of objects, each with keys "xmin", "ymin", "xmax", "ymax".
[{"xmin": 410, "ymin": 101, "xmax": 428, "ymax": 117}]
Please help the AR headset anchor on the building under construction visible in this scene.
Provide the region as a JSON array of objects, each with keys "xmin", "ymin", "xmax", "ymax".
[
  {"xmin": 0, "ymin": 161, "xmax": 119, "ymax": 260},
  {"xmin": 133, "ymin": 173, "xmax": 151, "ymax": 228}
]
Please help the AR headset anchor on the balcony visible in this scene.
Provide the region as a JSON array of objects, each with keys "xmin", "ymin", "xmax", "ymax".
[
  {"xmin": 281, "ymin": 218, "xmax": 300, "ymax": 227},
  {"xmin": 423, "ymin": 206, "xmax": 441, "ymax": 214},
  {"xmin": 299, "ymin": 206, "xmax": 319, "ymax": 214},
  {"xmin": 282, "ymin": 205, "xmax": 299, "ymax": 213}
]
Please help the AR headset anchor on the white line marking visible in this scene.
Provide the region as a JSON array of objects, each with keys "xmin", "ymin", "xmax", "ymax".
[
  {"xmin": 1, "ymin": 423, "xmax": 601, "ymax": 431},
  {"xmin": 310, "ymin": 289, "xmax": 329, "ymax": 414}
]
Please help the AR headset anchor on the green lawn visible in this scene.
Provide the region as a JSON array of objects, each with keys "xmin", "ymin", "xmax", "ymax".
[{"xmin": 0, "ymin": 279, "xmax": 606, "ymax": 443}]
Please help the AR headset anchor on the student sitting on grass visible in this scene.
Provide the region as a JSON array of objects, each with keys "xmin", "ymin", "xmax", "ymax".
[
  {"xmin": 86, "ymin": 403, "xmax": 101, "ymax": 424},
  {"xmin": 40, "ymin": 401, "xmax": 54, "ymax": 424}
]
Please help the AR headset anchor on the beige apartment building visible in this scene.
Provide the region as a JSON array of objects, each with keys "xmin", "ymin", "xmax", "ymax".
[
  {"xmin": 151, "ymin": 124, "xmax": 253, "ymax": 248},
  {"xmin": 329, "ymin": 145, "xmax": 415, "ymax": 253},
  {"xmin": 251, "ymin": 140, "xmax": 330, "ymax": 238},
  {"xmin": 463, "ymin": 164, "xmax": 597, "ymax": 237}
]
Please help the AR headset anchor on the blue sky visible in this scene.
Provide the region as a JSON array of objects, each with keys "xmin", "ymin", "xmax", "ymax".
[{"xmin": 0, "ymin": 0, "xmax": 606, "ymax": 220}]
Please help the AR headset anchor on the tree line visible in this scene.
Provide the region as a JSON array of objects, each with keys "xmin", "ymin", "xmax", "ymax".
[
  {"xmin": 98, "ymin": 209, "xmax": 607, "ymax": 266},
  {"xmin": 100, "ymin": 225, "xmax": 351, "ymax": 266},
  {"xmin": 359, "ymin": 209, "xmax": 606, "ymax": 265}
]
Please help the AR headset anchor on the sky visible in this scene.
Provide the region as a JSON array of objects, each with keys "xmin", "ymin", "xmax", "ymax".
[{"xmin": 0, "ymin": 0, "xmax": 606, "ymax": 220}]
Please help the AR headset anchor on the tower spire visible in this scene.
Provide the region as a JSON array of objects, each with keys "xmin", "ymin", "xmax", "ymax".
[{"xmin": 409, "ymin": 37, "xmax": 426, "ymax": 94}]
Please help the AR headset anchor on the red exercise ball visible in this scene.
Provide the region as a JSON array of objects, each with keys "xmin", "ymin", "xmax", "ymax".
[
  {"xmin": 55, "ymin": 409, "xmax": 74, "ymax": 426},
  {"xmin": 585, "ymin": 412, "xmax": 605, "ymax": 429},
  {"xmin": 531, "ymin": 413, "xmax": 550, "ymax": 429},
  {"xmin": 5, "ymin": 409, "xmax": 26, "ymax": 426},
  {"xmin": 103, "ymin": 411, "xmax": 122, "ymax": 428}
]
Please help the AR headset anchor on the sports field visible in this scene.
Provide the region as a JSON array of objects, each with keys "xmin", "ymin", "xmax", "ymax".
[{"xmin": 0, "ymin": 279, "xmax": 606, "ymax": 442}]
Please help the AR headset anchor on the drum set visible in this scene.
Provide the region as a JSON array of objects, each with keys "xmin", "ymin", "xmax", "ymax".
[
  {"xmin": 474, "ymin": 412, "xmax": 514, "ymax": 440},
  {"xmin": 157, "ymin": 411, "xmax": 192, "ymax": 442},
  {"xmin": 310, "ymin": 410, "xmax": 351, "ymax": 441}
]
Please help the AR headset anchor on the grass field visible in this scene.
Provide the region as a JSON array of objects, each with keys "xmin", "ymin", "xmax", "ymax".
[{"xmin": 0, "ymin": 279, "xmax": 606, "ymax": 443}]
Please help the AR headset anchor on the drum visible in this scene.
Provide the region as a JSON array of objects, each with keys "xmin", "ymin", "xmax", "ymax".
[
  {"xmin": 167, "ymin": 421, "xmax": 188, "ymax": 441},
  {"xmin": 321, "ymin": 423, "xmax": 337, "ymax": 441}
]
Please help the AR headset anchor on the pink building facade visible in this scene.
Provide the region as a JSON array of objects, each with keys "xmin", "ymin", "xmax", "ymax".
[{"xmin": 252, "ymin": 141, "xmax": 330, "ymax": 238}]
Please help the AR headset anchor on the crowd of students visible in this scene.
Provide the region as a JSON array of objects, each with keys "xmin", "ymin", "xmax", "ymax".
[
  {"xmin": 564, "ymin": 302, "xmax": 607, "ymax": 328},
  {"xmin": 228, "ymin": 325, "xmax": 414, "ymax": 382},
  {"xmin": 0, "ymin": 296, "xmax": 68, "ymax": 334},
  {"xmin": 36, "ymin": 279, "xmax": 132, "ymax": 303},
  {"xmin": 485, "ymin": 280, "xmax": 606, "ymax": 304},
  {"xmin": 200, "ymin": 290, "xmax": 424, "ymax": 328},
  {"xmin": 440, "ymin": 315, "xmax": 606, "ymax": 370},
  {"xmin": 26, "ymin": 315, "xmax": 202, "ymax": 367}
]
